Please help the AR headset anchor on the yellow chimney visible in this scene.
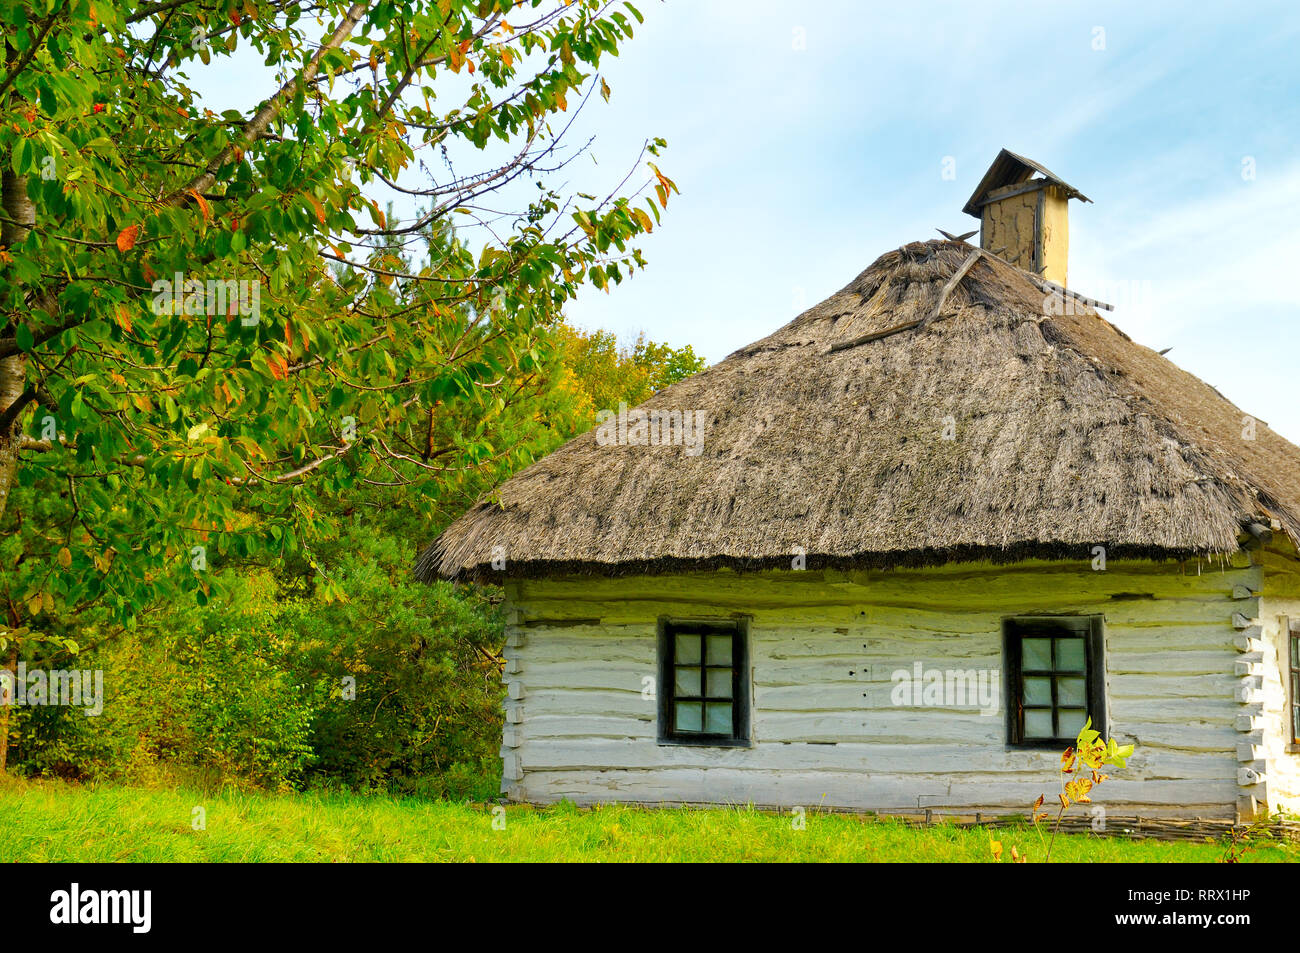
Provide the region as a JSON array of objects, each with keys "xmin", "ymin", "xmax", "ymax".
[{"xmin": 962, "ymin": 149, "xmax": 1090, "ymax": 287}]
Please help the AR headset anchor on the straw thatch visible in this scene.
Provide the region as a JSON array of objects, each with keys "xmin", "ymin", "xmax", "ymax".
[{"xmin": 418, "ymin": 239, "xmax": 1300, "ymax": 582}]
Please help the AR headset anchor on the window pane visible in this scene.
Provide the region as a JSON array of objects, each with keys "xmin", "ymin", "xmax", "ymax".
[
  {"xmin": 1056, "ymin": 638, "xmax": 1086, "ymax": 671},
  {"xmin": 706, "ymin": 634, "xmax": 732, "ymax": 666},
  {"xmin": 1024, "ymin": 709, "xmax": 1054, "ymax": 738},
  {"xmin": 1022, "ymin": 638, "xmax": 1052, "ymax": 670},
  {"xmin": 1291, "ymin": 635, "xmax": 1299, "ymax": 668},
  {"xmin": 706, "ymin": 668, "xmax": 733, "ymax": 699},
  {"xmin": 674, "ymin": 666, "xmax": 701, "ymax": 697},
  {"xmin": 675, "ymin": 634, "xmax": 701, "ymax": 664},
  {"xmin": 1022, "ymin": 677, "xmax": 1052, "ymax": 706},
  {"xmin": 1293, "ymin": 674, "xmax": 1300, "ymax": 740},
  {"xmin": 1058, "ymin": 676, "xmax": 1086, "ymax": 707},
  {"xmin": 675, "ymin": 702, "xmax": 703, "ymax": 732},
  {"xmin": 1058, "ymin": 709, "xmax": 1088, "ymax": 738},
  {"xmin": 704, "ymin": 703, "xmax": 733, "ymax": 735}
]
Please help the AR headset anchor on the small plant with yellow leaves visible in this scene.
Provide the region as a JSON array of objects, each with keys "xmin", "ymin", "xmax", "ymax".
[
  {"xmin": 1035, "ymin": 718, "xmax": 1134, "ymax": 861},
  {"xmin": 989, "ymin": 718, "xmax": 1135, "ymax": 863}
]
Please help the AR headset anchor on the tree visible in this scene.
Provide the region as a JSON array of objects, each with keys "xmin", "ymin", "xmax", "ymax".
[
  {"xmin": 0, "ymin": 0, "xmax": 675, "ymax": 647},
  {"xmin": 553, "ymin": 325, "xmax": 704, "ymax": 421}
]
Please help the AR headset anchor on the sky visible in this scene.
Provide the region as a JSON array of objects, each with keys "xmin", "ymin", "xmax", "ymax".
[
  {"xmin": 198, "ymin": 1, "xmax": 1300, "ymax": 440},
  {"xmin": 557, "ymin": 0, "xmax": 1300, "ymax": 441}
]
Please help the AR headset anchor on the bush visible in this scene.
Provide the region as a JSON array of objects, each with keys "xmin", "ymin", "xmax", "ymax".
[
  {"xmin": 283, "ymin": 550, "xmax": 504, "ymax": 796},
  {"xmin": 178, "ymin": 617, "xmax": 320, "ymax": 792},
  {"xmin": 5, "ymin": 537, "xmax": 505, "ymax": 799}
]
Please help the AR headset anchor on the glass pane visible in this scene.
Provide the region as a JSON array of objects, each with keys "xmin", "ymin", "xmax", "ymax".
[
  {"xmin": 706, "ymin": 668, "xmax": 733, "ymax": 698},
  {"xmin": 1293, "ymin": 675, "xmax": 1300, "ymax": 740},
  {"xmin": 675, "ymin": 702, "xmax": 702, "ymax": 732},
  {"xmin": 706, "ymin": 634, "xmax": 732, "ymax": 666},
  {"xmin": 1058, "ymin": 709, "xmax": 1088, "ymax": 738},
  {"xmin": 1056, "ymin": 638, "xmax": 1086, "ymax": 671},
  {"xmin": 704, "ymin": 703, "xmax": 733, "ymax": 735},
  {"xmin": 675, "ymin": 633, "xmax": 701, "ymax": 664},
  {"xmin": 1058, "ymin": 677, "xmax": 1087, "ymax": 707},
  {"xmin": 1291, "ymin": 636, "xmax": 1299, "ymax": 668},
  {"xmin": 674, "ymin": 666, "xmax": 701, "ymax": 697},
  {"xmin": 1022, "ymin": 677, "xmax": 1052, "ymax": 706},
  {"xmin": 1022, "ymin": 638, "xmax": 1052, "ymax": 670},
  {"xmin": 1024, "ymin": 709, "xmax": 1054, "ymax": 738}
]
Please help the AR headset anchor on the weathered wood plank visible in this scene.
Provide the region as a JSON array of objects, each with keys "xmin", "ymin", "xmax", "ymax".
[
  {"xmin": 516, "ymin": 738, "xmax": 1237, "ymax": 780},
  {"xmin": 518, "ymin": 768, "xmax": 1236, "ymax": 811}
]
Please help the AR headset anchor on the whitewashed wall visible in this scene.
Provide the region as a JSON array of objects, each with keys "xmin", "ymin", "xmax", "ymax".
[
  {"xmin": 1258, "ymin": 544, "xmax": 1300, "ymax": 815},
  {"xmin": 500, "ymin": 556, "xmax": 1268, "ymax": 819}
]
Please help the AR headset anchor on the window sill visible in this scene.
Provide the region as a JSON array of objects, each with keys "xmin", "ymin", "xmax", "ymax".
[
  {"xmin": 658, "ymin": 737, "xmax": 753, "ymax": 749},
  {"xmin": 1008, "ymin": 741, "xmax": 1078, "ymax": 751}
]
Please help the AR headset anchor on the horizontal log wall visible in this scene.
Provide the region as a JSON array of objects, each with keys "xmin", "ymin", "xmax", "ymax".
[{"xmin": 500, "ymin": 558, "xmax": 1257, "ymax": 818}]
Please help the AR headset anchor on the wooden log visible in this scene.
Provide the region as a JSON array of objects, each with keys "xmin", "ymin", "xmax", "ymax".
[
  {"xmin": 1245, "ymin": 522, "xmax": 1273, "ymax": 547},
  {"xmin": 501, "ymin": 751, "xmax": 523, "ymax": 781},
  {"xmin": 1234, "ymin": 632, "xmax": 1265, "ymax": 652},
  {"xmin": 1234, "ymin": 678, "xmax": 1263, "ymax": 704},
  {"xmin": 921, "ymin": 248, "xmax": 985, "ymax": 326},
  {"xmin": 826, "ymin": 318, "xmax": 924, "ymax": 353},
  {"xmin": 1237, "ymin": 765, "xmax": 1266, "ymax": 786}
]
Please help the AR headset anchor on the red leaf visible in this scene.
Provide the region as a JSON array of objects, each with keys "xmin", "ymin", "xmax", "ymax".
[
  {"xmin": 190, "ymin": 189, "xmax": 212, "ymax": 223},
  {"xmin": 116, "ymin": 225, "xmax": 140, "ymax": 252}
]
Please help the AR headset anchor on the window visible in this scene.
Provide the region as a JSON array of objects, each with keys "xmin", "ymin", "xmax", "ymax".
[
  {"xmin": 1005, "ymin": 616, "xmax": 1104, "ymax": 746},
  {"xmin": 657, "ymin": 619, "xmax": 750, "ymax": 746},
  {"xmin": 1289, "ymin": 620, "xmax": 1300, "ymax": 746}
]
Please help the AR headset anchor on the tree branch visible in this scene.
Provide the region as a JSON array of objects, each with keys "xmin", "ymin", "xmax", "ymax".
[
  {"xmin": 160, "ymin": 0, "xmax": 370, "ymax": 208},
  {"xmin": 0, "ymin": 1, "xmax": 66, "ymax": 104}
]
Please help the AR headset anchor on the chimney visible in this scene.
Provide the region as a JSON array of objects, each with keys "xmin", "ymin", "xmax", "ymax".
[{"xmin": 962, "ymin": 149, "xmax": 1090, "ymax": 287}]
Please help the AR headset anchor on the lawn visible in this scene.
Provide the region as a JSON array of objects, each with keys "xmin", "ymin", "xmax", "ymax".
[{"xmin": 1, "ymin": 777, "xmax": 1293, "ymax": 862}]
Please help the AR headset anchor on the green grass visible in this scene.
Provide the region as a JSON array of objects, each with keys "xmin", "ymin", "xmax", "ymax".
[{"xmin": 1, "ymin": 777, "xmax": 1293, "ymax": 862}]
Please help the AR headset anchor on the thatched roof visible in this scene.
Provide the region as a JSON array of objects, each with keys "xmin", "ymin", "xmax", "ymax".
[{"xmin": 418, "ymin": 239, "xmax": 1300, "ymax": 582}]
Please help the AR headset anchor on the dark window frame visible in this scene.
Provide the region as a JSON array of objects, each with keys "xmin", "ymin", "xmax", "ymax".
[
  {"xmin": 657, "ymin": 617, "xmax": 751, "ymax": 747},
  {"xmin": 1004, "ymin": 615, "xmax": 1105, "ymax": 748},
  {"xmin": 1288, "ymin": 619, "xmax": 1300, "ymax": 747}
]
